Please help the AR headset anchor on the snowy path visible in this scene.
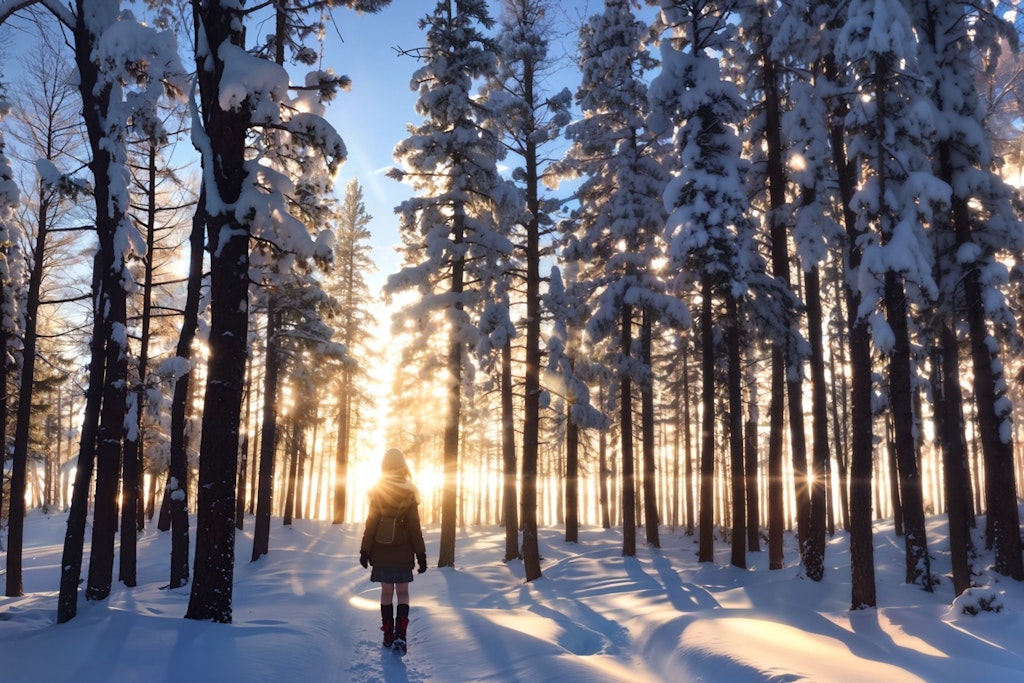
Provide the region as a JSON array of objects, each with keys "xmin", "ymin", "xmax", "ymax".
[{"xmin": 3, "ymin": 512, "xmax": 1024, "ymax": 682}]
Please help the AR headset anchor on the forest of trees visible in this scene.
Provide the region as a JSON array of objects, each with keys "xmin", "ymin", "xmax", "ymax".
[{"xmin": 1, "ymin": 0, "xmax": 1024, "ymax": 624}]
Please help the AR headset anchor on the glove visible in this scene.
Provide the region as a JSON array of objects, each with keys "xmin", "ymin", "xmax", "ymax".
[
  {"xmin": 417, "ymin": 553, "xmax": 427, "ymax": 574},
  {"xmin": 359, "ymin": 551, "xmax": 369, "ymax": 569}
]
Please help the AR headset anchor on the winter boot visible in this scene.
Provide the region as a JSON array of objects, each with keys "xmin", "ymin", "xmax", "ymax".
[
  {"xmin": 393, "ymin": 604, "xmax": 410, "ymax": 653},
  {"xmin": 381, "ymin": 619, "xmax": 395, "ymax": 648},
  {"xmin": 381, "ymin": 603, "xmax": 395, "ymax": 648}
]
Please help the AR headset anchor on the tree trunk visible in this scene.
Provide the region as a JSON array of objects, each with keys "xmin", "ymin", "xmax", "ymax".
[
  {"xmin": 86, "ymin": 134, "xmax": 131, "ymax": 606},
  {"xmin": 501, "ymin": 340, "xmax": 520, "ymax": 560},
  {"xmin": 620, "ymin": 305, "xmax": 636, "ymax": 557},
  {"xmin": 333, "ymin": 373, "xmax": 351, "ymax": 524},
  {"xmin": 827, "ymin": 50, "xmax": 876, "ymax": 607},
  {"xmin": 599, "ymin": 400, "xmax": 611, "ymax": 530},
  {"xmin": 885, "ymin": 417, "xmax": 902, "ymax": 535},
  {"xmin": 56, "ymin": 258, "xmax": 105, "ymax": 620},
  {"xmin": 829, "ymin": 273, "xmax": 851, "ymax": 532},
  {"xmin": 566, "ymin": 402, "xmax": 580, "ymax": 544},
  {"xmin": 933, "ymin": 329, "xmax": 972, "ymax": 596},
  {"xmin": 6, "ymin": 189, "xmax": 49, "ymax": 596},
  {"xmin": 698, "ymin": 281, "xmax": 715, "ymax": 563},
  {"xmin": 767, "ymin": 345, "xmax": 785, "ymax": 569},
  {"xmin": 252, "ymin": 302, "xmax": 282, "ymax": 561},
  {"xmin": 284, "ymin": 418, "xmax": 300, "ymax": 525},
  {"xmin": 804, "ymin": 266, "xmax": 830, "ymax": 581},
  {"xmin": 236, "ymin": 433, "xmax": 248, "ymax": 530},
  {"xmin": 186, "ymin": 0, "xmax": 252, "ymax": 622},
  {"xmin": 726, "ymin": 296, "xmax": 745, "ymax": 569},
  {"xmin": 438, "ymin": 207, "xmax": 466, "ymax": 570},
  {"xmin": 760, "ymin": 7, "xmax": 798, "ymax": 570},
  {"xmin": 683, "ymin": 342, "xmax": 694, "ymax": 535},
  {"xmin": 954, "ymin": 201, "xmax": 1024, "ymax": 579},
  {"xmin": 165, "ymin": 187, "xmax": 205, "ymax": 589},
  {"xmin": 641, "ymin": 308, "xmax": 659, "ymax": 548},
  {"xmin": 883, "ymin": 270, "xmax": 932, "ymax": 588},
  {"xmin": 744, "ymin": 362, "xmax": 760, "ymax": 551},
  {"xmin": 0, "ymin": 294, "xmax": 7, "ymax": 535}
]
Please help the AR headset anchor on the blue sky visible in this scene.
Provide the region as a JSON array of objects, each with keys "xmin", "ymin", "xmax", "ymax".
[
  {"xmin": 0, "ymin": 0, "xmax": 610, "ymax": 295},
  {"xmin": 325, "ymin": 0, "xmax": 611, "ymax": 295},
  {"xmin": 328, "ymin": 0, "xmax": 426, "ymax": 294}
]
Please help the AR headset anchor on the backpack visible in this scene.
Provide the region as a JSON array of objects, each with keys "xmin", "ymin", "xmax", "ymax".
[{"xmin": 375, "ymin": 514, "xmax": 407, "ymax": 546}]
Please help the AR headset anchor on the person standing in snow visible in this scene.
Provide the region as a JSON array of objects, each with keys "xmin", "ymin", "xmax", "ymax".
[{"xmin": 359, "ymin": 448, "xmax": 428, "ymax": 652}]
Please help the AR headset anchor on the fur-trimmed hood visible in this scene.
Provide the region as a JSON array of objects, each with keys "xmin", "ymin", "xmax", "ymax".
[{"xmin": 369, "ymin": 474, "xmax": 420, "ymax": 516}]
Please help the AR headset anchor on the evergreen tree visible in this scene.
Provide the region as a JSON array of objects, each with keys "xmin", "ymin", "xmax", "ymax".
[
  {"xmin": 735, "ymin": 0, "xmax": 814, "ymax": 572},
  {"xmin": 329, "ymin": 179, "xmax": 376, "ymax": 525},
  {"xmin": 1, "ymin": 0, "xmax": 187, "ymax": 613},
  {"xmin": 839, "ymin": 0, "xmax": 943, "ymax": 590},
  {"xmin": 188, "ymin": 0, "xmax": 383, "ymax": 622},
  {"xmin": 650, "ymin": 0, "xmax": 755, "ymax": 567},
  {"xmin": 487, "ymin": 0, "xmax": 571, "ymax": 575},
  {"xmin": 557, "ymin": 0, "xmax": 685, "ymax": 557},
  {"xmin": 387, "ymin": 0, "xmax": 514, "ymax": 569},
  {"xmin": 768, "ymin": 0, "xmax": 846, "ymax": 581},
  {"xmin": 914, "ymin": 0, "xmax": 1024, "ymax": 581}
]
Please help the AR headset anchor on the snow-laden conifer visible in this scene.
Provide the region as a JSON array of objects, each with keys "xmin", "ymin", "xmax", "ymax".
[
  {"xmin": 484, "ymin": 0, "xmax": 574, "ymax": 575},
  {"xmin": 553, "ymin": 0, "xmax": 684, "ymax": 555},
  {"xmin": 837, "ymin": 0, "xmax": 940, "ymax": 589},
  {"xmin": 911, "ymin": 0, "xmax": 1024, "ymax": 580},
  {"xmin": 387, "ymin": 0, "xmax": 516, "ymax": 569},
  {"xmin": 650, "ymin": 0, "xmax": 761, "ymax": 566}
]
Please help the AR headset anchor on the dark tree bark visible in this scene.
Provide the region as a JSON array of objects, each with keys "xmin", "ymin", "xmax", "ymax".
[
  {"xmin": 438, "ymin": 207, "xmax": 466, "ymax": 570},
  {"xmin": 165, "ymin": 187, "xmax": 205, "ymax": 589},
  {"xmin": 640, "ymin": 308, "xmax": 659, "ymax": 548},
  {"xmin": 247, "ymin": 374, "xmax": 260, "ymax": 517},
  {"xmin": 744, "ymin": 372, "xmax": 760, "ymax": 552},
  {"xmin": 518, "ymin": 35, "xmax": 544, "ymax": 577},
  {"xmin": 885, "ymin": 418, "xmax": 903, "ymax": 537},
  {"xmin": 787, "ymin": 364, "xmax": 810, "ymax": 557},
  {"xmin": 501, "ymin": 340, "xmax": 520, "ymax": 560},
  {"xmin": 333, "ymin": 375, "xmax": 351, "ymax": 524},
  {"xmin": 848, "ymin": 307, "xmax": 877, "ymax": 609},
  {"xmin": 698, "ymin": 281, "xmax": 715, "ymax": 563},
  {"xmin": 81, "ymin": 9, "xmax": 131, "ymax": 606},
  {"xmin": 767, "ymin": 346, "xmax": 785, "ymax": 569},
  {"xmin": 565, "ymin": 402, "xmax": 580, "ymax": 544},
  {"xmin": 883, "ymin": 269, "xmax": 931, "ymax": 588},
  {"xmin": 758, "ymin": 4, "xmax": 802, "ymax": 570},
  {"xmin": 952, "ymin": 186, "xmax": 1023, "ymax": 580},
  {"xmin": 6, "ymin": 185, "xmax": 50, "ymax": 596},
  {"xmin": 683, "ymin": 342, "xmax": 694, "ymax": 535},
  {"xmin": 598, "ymin": 392, "xmax": 611, "ymax": 530},
  {"xmin": 827, "ymin": 51, "xmax": 876, "ymax": 607},
  {"xmin": 829, "ymin": 274, "xmax": 851, "ymax": 532},
  {"xmin": 252, "ymin": 303, "xmax": 282, "ymax": 561},
  {"xmin": 236, "ymin": 433, "xmax": 249, "ymax": 531},
  {"xmin": 804, "ymin": 267, "xmax": 830, "ymax": 581},
  {"xmin": 87, "ymin": 281, "xmax": 128, "ymax": 603},
  {"xmin": 186, "ymin": 0, "xmax": 253, "ymax": 623},
  {"xmin": 620, "ymin": 305, "xmax": 637, "ymax": 557},
  {"xmin": 0, "ymin": 287, "xmax": 7, "ymax": 534},
  {"xmin": 726, "ymin": 296, "xmax": 745, "ymax": 569},
  {"xmin": 56, "ymin": 258, "xmax": 105, "ymax": 620},
  {"xmin": 284, "ymin": 418, "xmax": 300, "ymax": 525},
  {"xmin": 933, "ymin": 329, "xmax": 972, "ymax": 597}
]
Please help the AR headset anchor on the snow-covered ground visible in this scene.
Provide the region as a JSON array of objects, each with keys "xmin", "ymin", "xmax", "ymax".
[{"xmin": 2, "ymin": 509, "xmax": 1023, "ymax": 682}]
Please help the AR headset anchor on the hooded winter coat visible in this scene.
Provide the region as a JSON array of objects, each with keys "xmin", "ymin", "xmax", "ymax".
[{"xmin": 360, "ymin": 474, "xmax": 426, "ymax": 570}]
